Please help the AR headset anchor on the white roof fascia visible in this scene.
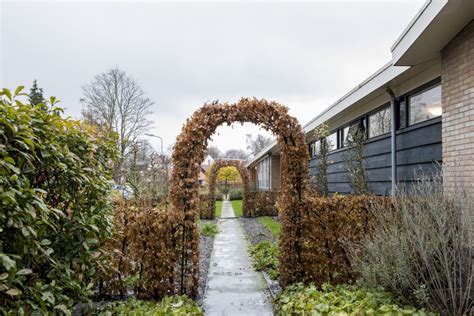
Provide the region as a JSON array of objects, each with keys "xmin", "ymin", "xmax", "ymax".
[
  {"xmin": 303, "ymin": 62, "xmax": 409, "ymax": 133},
  {"xmin": 247, "ymin": 62, "xmax": 409, "ymax": 168},
  {"xmin": 391, "ymin": 0, "xmax": 448, "ymax": 65},
  {"xmin": 246, "ymin": 140, "xmax": 277, "ymax": 168}
]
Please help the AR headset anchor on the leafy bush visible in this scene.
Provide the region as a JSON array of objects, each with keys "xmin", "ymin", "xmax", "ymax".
[
  {"xmin": 249, "ymin": 241, "xmax": 279, "ymax": 280},
  {"xmin": 200, "ymin": 221, "xmax": 219, "ymax": 236},
  {"xmin": 96, "ymin": 295, "xmax": 203, "ymax": 315},
  {"xmin": 275, "ymin": 283, "xmax": 436, "ymax": 315},
  {"xmin": 349, "ymin": 175, "xmax": 473, "ymax": 315},
  {"xmin": 0, "ymin": 87, "xmax": 117, "ymax": 313},
  {"xmin": 229, "ymin": 188, "xmax": 243, "ymax": 200}
]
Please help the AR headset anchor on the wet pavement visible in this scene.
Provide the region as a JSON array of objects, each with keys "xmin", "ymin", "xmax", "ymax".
[{"xmin": 203, "ymin": 200, "xmax": 273, "ymax": 315}]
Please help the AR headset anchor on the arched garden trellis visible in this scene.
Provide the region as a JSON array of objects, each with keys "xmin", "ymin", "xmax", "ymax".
[
  {"xmin": 170, "ymin": 98, "xmax": 310, "ymax": 296},
  {"xmin": 207, "ymin": 159, "xmax": 251, "ymax": 218}
]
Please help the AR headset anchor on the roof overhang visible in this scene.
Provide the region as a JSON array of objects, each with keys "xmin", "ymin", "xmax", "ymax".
[
  {"xmin": 246, "ymin": 140, "xmax": 278, "ymax": 168},
  {"xmin": 303, "ymin": 62, "xmax": 409, "ymax": 134},
  {"xmin": 391, "ymin": 0, "xmax": 474, "ymax": 66}
]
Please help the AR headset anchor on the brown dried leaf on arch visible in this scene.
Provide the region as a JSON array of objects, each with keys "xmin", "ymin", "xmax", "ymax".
[{"xmin": 170, "ymin": 98, "xmax": 310, "ymax": 296}]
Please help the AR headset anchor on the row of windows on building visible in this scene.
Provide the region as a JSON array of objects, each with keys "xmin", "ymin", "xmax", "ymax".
[{"xmin": 309, "ymin": 81, "xmax": 442, "ymax": 158}]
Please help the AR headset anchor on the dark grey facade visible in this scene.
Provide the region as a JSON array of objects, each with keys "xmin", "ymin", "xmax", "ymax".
[{"xmin": 309, "ymin": 117, "xmax": 442, "ymax": 195}]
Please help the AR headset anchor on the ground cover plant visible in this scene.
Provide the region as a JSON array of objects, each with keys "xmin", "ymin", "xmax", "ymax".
[
  {"xmin": 230, "ymin": 199, "xmax": 243, "ymax": 217},
  {"xmin": 95, "ymin": 295, "xmax": 203, "ymax": 315},
  {"xmin": 258, "ymin": 216, "xmax": 281, "ymax": 238},
  {"xmin": 200, "ymin": 221, "xmax": 219, "ymax": 237},
  {"xmin": 275, "ymin": 283, "xmax": 436, "ymax": 315},
  {"xmin": 249, "ymin": 241, "xmax": 279, "ymax": 280},
  {"xmin": 0, "ymin": 87, "xmax": 117, "ymax": 313}
]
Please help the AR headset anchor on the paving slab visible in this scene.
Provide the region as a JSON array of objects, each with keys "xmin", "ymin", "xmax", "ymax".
[{"xmin": 203, "ymin": 200, "xmax": 273, "ymax": 316}]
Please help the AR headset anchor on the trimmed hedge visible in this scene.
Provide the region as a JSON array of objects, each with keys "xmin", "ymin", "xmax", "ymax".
[
  {"xmin": 248, "ymin": 190, "xmax": 279, "ymax": 217},
  {"xmin": 298, "ymin": 193, "xmax": 392, "ymax": 286},
  {"xmin": 98, "ymin": 198, "xmax": 179, "ymax": 300}
]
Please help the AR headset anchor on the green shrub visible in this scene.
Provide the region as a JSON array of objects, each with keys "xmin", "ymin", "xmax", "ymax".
[
  {"xmin": 249, "ymin": 241, "xmax": 279, "ymax": 280},
  {"xmin": 200, "ymin": 221, "xmax": 219, "ymax": 236},
  {"xmin": 0, "ymin": 87, "xmax": 117, "ymax": 313},
  {"xmin": 275, "ymin": 283, "xmax": 436, "ymax": 315},
  {"xmin": 96, "ymin": 295, "xmax": 204, "ymax": 315},
  {"xmin": 229, "ymin": 188, "xmax": 243, "ymax": 200}
]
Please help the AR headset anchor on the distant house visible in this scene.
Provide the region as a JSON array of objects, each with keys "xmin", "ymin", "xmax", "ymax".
[
  {"xmin": 199, "ymin": 155, "xmax": 215, "ymax": 186},
  {"xmin": 248, "ymin": 1, "xmax": 474, "ymax": 197}
]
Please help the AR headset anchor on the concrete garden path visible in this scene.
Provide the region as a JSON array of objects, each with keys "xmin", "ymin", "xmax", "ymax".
[{"xmin": 203, "ymin": 200, "xmax": 273, "ymax": 315}]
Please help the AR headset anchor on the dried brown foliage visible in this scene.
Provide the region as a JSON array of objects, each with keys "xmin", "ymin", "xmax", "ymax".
[
  {"xmin": 170, "ymin": 98, "xmax": 310, "ymax": 295},
  {"xmin": 198, "ymin": 193, "xmax": 214, "ymax": 220},
  {"xmin": 98, "ymin": 198, "xmax": 179, "ymax": 300},
  {"xmin": 207, "ymin": 160, "xmax": 251, "ymax": 219},
  {"xmin": 248, "ymin": 190, "xmax": 279, "ymax": 217},
  {"xmin": 299, "ymin": 193, "xmax": 392, "ymax": 286}
]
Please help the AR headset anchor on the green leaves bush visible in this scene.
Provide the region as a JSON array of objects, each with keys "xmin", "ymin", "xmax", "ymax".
[
  {"xmin": 249, "ymin": 241, "xmax": 279, "ymax": 280},
  {"xmin": 200, "ymin": 221, "xmax": 219, "ymax": 236},
  {"xmin": 96, "ymin": 295, "xmax": 204, "ymax": 316},
  {"xmin": 275, "ymin": 283, "xmax": 436, "ymax": 315},
  {"xmin": 0, "ymin": 87, "xmax": 117, "ymax": 313}
]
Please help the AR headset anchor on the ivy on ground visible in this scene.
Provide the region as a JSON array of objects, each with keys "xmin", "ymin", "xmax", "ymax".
[{"xmin": 275, "ymin": 283, "xmax": 437, "ymax": 315}]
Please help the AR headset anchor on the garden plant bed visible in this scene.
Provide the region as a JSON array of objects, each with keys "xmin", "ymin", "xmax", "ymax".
[
  {"xmin": 240, "ymin": 216, "xmax": 282, "ymax": 297},
  {"xmin": 197, "ymin": 220, "xmax": 217, "ymax": 303}
]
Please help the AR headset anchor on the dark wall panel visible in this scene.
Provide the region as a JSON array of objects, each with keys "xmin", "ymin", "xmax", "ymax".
[{"xmin": 309, "ymin": 118, "xmax": 442, "ymax": 196}]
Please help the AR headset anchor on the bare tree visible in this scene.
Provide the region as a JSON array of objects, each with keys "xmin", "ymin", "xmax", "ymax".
[
  {"xmin": 246, "ymin": 134, "xmax": 273, "ymax": 157},
  {"xmin": 206, "ymin": 146, "xmax": 222, "ymax": 160},
  {"xmin": 223, "ymin": 149, "xmax": 248, "ymax": 160},
  {"xmin": 81, "ymin": 67, "xmax": 153, "ymax": 182}
]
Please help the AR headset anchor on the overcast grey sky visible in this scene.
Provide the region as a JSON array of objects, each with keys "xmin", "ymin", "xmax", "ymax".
[{"xmin": 1, "ymin": 0, "xmax": 424, "ymax": 154}]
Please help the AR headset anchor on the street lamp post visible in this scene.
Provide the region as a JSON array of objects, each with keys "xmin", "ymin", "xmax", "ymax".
[{"xmin": 145, "ymin": 133, "xmax": 164, "ymax": 155}]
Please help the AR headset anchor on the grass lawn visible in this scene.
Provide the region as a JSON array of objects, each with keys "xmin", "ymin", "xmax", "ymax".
[
  {"xmin": 258, "ymin": 216, "xmax": 281, "ymax": 238},
  {"xmin": 230, "ymin": 199, "xmax": 243, "ymax": 217},
  {"xmin": 215, "ymin": 200, "xmax": 222, "ymax": 218}
]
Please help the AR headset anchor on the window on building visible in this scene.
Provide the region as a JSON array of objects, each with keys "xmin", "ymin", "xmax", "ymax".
[
  {"xmin": 398, "ymin": 98, "xmax": 407, "ymax": 129},
  {"xmin": 257, "ymin": 157, "xmax": 270, "ymax": 189},
  {"xmin": 408, "ymin": 84, "xmax": 441, "ymax": 125},
  {"xmin": 309, "ymin": 140, "xmax": 320, "ymax": 158},
  {"xmin": 342, "ymin": 122, "xmax": 365, "ymax": 147},
  {"xmin": 326, "ymin": 132, "xmax": 338, "ymax": 151},
  {"xmin": 369, "ymin": 106, "xmax": 391, "ymax": 138}
]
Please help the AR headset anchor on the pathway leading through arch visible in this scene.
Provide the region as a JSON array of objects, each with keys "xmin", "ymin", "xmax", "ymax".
[{"xmin": 203, "ymin": 200, "xmax": 273, "ymax": 315}]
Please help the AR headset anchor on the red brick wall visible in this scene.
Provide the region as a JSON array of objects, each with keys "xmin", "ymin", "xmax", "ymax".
[{"xmin": 441, "ymin": 21, "xmax": 474, "ymax": 195}]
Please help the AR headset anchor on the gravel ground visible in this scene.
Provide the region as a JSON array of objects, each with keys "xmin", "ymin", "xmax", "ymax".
[
  {"xmin": 197, "ymin": 220, "xmax": 216, "ymax": 304},
  {"xmin": 239, "ymin": 217, "xmax": 282, "ymax": 297},
  {"xmin": 239, "ymin": 217, "xmax": 276, "ymax": 245}
]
